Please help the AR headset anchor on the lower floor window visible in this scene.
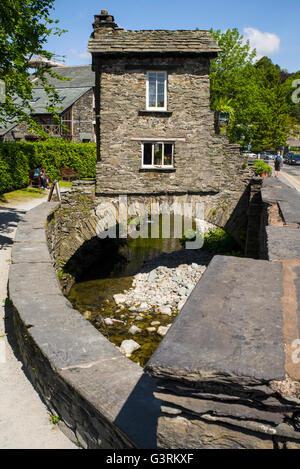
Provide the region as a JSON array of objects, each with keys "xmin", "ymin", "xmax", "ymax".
[{"xmin": 142, "ymin": 142, "xmax": 174, "ymax": 168}]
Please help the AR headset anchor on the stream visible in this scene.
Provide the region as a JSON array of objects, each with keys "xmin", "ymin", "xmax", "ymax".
[{"xmin": 67, "ymin": 216, "xmax": 211, "ymax": 366}]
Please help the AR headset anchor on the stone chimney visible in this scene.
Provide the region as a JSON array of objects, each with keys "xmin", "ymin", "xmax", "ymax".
[{"xmin": 92, "ymin": 10, "xmax": 119, "ymax": 35}]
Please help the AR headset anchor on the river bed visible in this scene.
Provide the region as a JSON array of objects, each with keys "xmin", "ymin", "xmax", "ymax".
[{"xmin": 68, "ymin": 216, "xmax": 213, "ymax": 366}]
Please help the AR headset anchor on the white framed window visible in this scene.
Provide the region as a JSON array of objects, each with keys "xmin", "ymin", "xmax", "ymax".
[
  {"xmin": 146, "ymin": 71, "xmax": 167, "ymax": 111},
  {"xmin": 142, "ymin": 141, "xmax": 174, "ymax": 168}
]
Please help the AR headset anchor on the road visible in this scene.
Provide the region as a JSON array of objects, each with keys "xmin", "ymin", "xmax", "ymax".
[{"xmin": 279, "ymin": 161, "xmax": 300, "ymax": 192}]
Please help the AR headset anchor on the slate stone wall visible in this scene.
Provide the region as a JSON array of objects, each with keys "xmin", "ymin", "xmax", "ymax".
[
  {"xmin": 9, "ymin": 202, "xmax": 161, "ymax": 449},
  {"xmin": 145, "ymin": 179, "xmax": 300, "ymax": 449},
  {"xmin": 95, "ymin": 56, "xmax": 251, "ymax": 214},
  {"xmin": 1, "ymin": 122, "xmax": 28, "ymax": 142},
  {"xmin": 72, "ymin": 88, "xmax": 96, "ymax": 142}
]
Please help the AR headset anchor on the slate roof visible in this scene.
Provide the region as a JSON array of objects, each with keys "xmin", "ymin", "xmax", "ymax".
[
  {"xmin": 0, "ymin": 119, "xmax": 18, "ymax": 136},
  {"xmin": 32, "ymin": 65, "xmax": 94, "ymax": 89},
  {"xmin": 88, "ymin": 29, "xmax": 221, "ymax": 55},
  {"xmin": 28, "ymin": 87, "xmax": 91, "ymax": 114}
]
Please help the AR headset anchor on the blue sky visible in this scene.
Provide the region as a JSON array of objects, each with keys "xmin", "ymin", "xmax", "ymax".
[{"xmin": 47, "ymin": 0, "xmax": 300, "ymax": 72}]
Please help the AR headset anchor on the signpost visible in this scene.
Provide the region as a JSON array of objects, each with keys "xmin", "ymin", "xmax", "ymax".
[{"xmin": 48, "ymin": 180, "xmax": 61, "ymax": 202}]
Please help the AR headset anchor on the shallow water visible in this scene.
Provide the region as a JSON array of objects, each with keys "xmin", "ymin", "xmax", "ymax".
[{"xmin": 68, "ymin": 215, "xmax": 185, "ymax": 366}]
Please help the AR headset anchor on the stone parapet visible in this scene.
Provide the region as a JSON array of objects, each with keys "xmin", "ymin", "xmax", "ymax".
[
  {"xmin": 145, "ymin": 178, "xmax": 300, "ymax": 449},
  {"xmin": 9, "ymin": 202, "xmax": 161, "ymax": 449},
  {"xmin": 145, "ymin": 254, "xmax": 300, "ymax": 448},
  {"xmin": 261, "ymin": 177, "xmax": 300, "ymax": 260}
]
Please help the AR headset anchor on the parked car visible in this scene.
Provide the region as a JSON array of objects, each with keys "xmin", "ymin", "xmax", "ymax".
[
  {"xmin": 258, "ymin": 152, "xmax": 273, "ymax": 160},
  {"xmin": 242, "ymin": 151, "xmax": 258, "ymax": 159},
  {"xmin": 286, "ymin": 153, "xmax": 300, "ymax": 165}
]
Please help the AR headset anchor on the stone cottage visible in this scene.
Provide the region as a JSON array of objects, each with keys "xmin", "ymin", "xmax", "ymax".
[
  {"xmin": 0, "ymin": 65, "xmax": 96, "ymax": 143},
  {"xmin": 88, "ymin": 10, "xmax": 251, "ymax": 232}
]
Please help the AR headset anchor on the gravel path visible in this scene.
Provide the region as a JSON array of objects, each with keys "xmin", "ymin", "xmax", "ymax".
[{"xmin": 0, "ymin": 196, "xmax": 77, "ymax": 449}]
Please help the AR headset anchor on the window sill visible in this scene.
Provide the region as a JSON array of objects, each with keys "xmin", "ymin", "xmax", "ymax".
[
  {"xmin": 139, "ymin": 167, "xmax": 176, "ymax": 173},
  {"xmin": 138, "ymin": 110, "xmax": 173, "ymax": 117}
]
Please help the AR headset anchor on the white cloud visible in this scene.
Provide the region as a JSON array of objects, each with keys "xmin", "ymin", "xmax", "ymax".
[
  {"xmin": 70, "ymin": 49, "xmax": 91, "ymax": 60},
  {"xmin": 243, "ymin": 27, "xmax": 280, "ymax": 59}
]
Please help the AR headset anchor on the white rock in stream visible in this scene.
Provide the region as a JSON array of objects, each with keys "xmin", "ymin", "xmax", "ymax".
[
  {"xmin": 139, "ymin": 302, "xmax": 150, "ymax": 312},
  {"xmin": 113, "ymin": 294, "xmax": 127, "ymax": 305},
  {"xmin": 129, "ymin": 325, "xmax": 142, "ymax": 335},
  {"xmin": 120, "ymin": 340, "xmax": 141, "ymax": 357},
  {"xmin": 104, "ymin": 318, "xmax": 114, "ymax": 326},
  {"xmin": 110, "ymin": 253, "xmax": 209, "ymax": 319},
  {"xmin": 157, "ymin": 325, "xmax": 171, "ymax": 337},
  {"xmin": 177, "ymin": 299, "xmax": 186, "ymax": 311},
  {"xmin": 158, "ymin": 306, "xmax": 172, "ymax": 316}
]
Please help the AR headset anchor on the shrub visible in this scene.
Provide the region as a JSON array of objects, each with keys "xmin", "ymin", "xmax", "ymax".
[
  {"xmin": 252, "ymin": 160, "xmax": 272, "ymax": 176},
  {"xmin": 0, "ymin": 140, "xmax": 97, "ymax": 194},
  {"xmin": 0, "ymin": 142, "xmax": 30, "ymax": 194},
  {"xmin": 180, "ymin": 227, "xmax": 243, "ymax": 256},
  {"xmin": 202, "ymin": 227, "xmax": 242, "ymax": 255}
]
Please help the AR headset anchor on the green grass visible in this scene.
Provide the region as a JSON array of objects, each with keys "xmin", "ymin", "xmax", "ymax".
[
  {"xmin": 0, "ymin": 187, "xmax": 46, "ymax": 204},
  {"xmin": 58, "ymin": 180, "xmax": 72, "ymax": 189},
  {"xmin": 0, "ymin": 179, "xmax": 74, "ymax": 204}
]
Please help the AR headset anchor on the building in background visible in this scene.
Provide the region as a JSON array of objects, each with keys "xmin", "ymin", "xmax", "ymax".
[{"xmin": 0, "ymin": 65, "xmax": 96, "ymax": 143}]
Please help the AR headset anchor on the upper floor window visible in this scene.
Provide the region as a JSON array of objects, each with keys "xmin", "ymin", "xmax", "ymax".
[{"xmin": 146, "ymin": 72, "xmax": 167, "ymax": 111}]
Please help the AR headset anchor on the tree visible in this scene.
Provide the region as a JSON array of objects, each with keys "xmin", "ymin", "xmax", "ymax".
[
  {"xmin": 282, "ymin": 71, "xmax": 300, "ymax": 123},
  {"xmin": 209, "ymin": 28, "xmax": 259, "ymax": 144},
  {"xmin": 250, "ymin": 57, "xmax": 291, "ymax": 150},
  {"xmin": 210, "ymin": 28, "xmax": 256, "ymax": 111},
  {"xmin": 0, "ymin": 0, "xmax": 66, "ymax": 134},
  {"xmin": 210, "ymin": 28, "xmax": 293, "ymax": 151}
]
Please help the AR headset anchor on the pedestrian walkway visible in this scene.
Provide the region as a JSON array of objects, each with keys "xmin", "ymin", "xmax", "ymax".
[{"xmin": 0, "ymin": 196, "xmax": 76, "ymax": 449}]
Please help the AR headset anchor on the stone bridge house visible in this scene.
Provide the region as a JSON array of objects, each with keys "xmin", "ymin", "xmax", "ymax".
[{"xmin": 88, "ymin": 10, "xmax": 253, "ymax": 247}]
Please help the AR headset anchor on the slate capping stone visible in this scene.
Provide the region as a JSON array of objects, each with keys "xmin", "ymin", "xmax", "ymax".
[
  {"xmin": 145, "ymin": 255, "xmax": 286, "ymax": 384},
  {"xmin": 14, "ymin": 225, "xmax": 47, "ymax": 244},
  {"xmin": 266, "ymin": 226, "xmax": 300, "ymax": 261},
  {"xmin": 11, "ymin": 242, "xmax": 52, "ymax": 264}
]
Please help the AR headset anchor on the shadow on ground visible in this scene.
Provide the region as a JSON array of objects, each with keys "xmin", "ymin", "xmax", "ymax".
[{"xmin": 0, "ymin": 206, "xmax": 25, "ymax": 249}]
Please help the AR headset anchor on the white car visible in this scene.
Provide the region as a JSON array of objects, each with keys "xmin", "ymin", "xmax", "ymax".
[{"xmin": 243, "ymin": 152, "xmax": 257, "ymax": 159}]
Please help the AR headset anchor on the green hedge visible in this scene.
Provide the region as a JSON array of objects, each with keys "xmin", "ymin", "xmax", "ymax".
[{"xmin": 0, "ymin": 140, "xmax": 97, "ymax": 194}]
